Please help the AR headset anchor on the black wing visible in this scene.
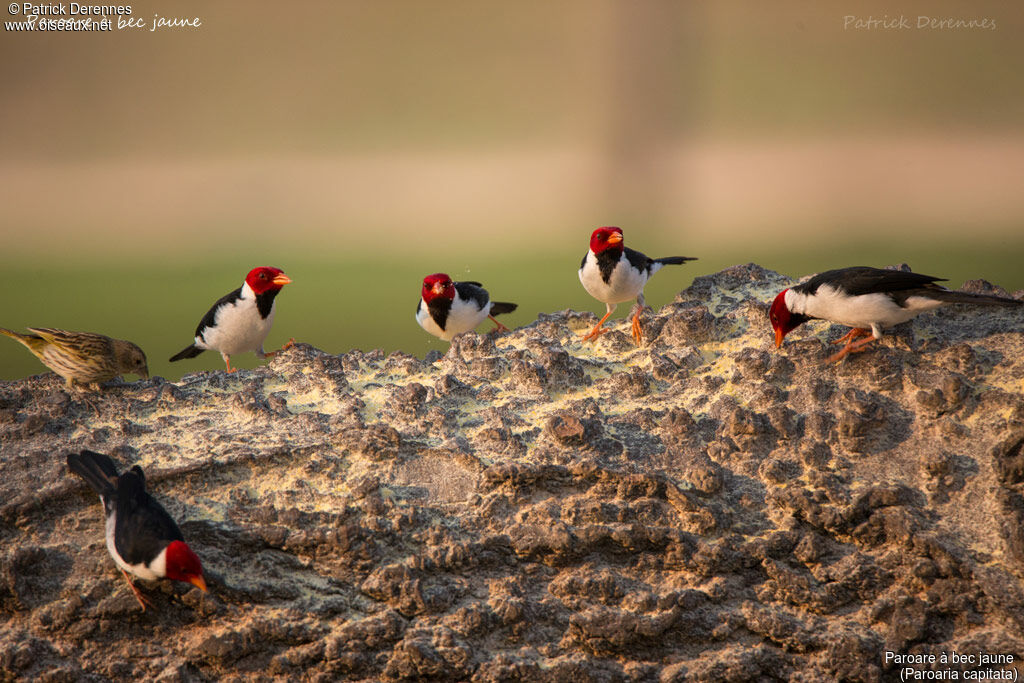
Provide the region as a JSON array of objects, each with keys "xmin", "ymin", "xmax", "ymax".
[
  {"xmin": 795, "ymin": 266, "xmax": 946, "ymax": 297},
  {"xmin": 113, "ymin": 468, "xmax": 185, "ymax": 566},
  {"xmin": 454, "ymin": 281, "xmax": 490, "ymax": 311},
  {"xmin": 195, "ymin": 287, "xmax": 243, "ymax": 339},
  {"xmin": 623, "ymin": 247, "xmax": 655, "ymax": 275}
]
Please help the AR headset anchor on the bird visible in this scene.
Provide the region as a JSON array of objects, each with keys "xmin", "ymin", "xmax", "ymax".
[
  {"xmin": 169, "ymin": 266, "xmax": 293, "ymax": 373},
  {"xmin": 66, "ymin": 450, "xmax": 207, "ymax": 611},
  {"xmin": 578, "ymin": 226, "xmax": 697, "ymax": 344},
  {"xmin": 769, "ymin": 266, "xmax": 1023, "ymax": 363},
  {"xmin": 0, "ymin": 327, "xmax": 148, "ymax": 390},
  {"xmin": 416, "ymin": 273, "xmax": 517, "ymax": 341}
]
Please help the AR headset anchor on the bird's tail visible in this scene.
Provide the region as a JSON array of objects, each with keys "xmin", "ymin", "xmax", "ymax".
[
  {"xmin": 169, "ymin": 344, "xmax": 204, "ymax": 362},
  {"xmin": 490, "ymin": 302, "xmax": 518, "ymax": 316},
  {"xmin": 928, "ymin": 290, "xmax": 1022, "ymax": 307},
  {"xmin": 0, "ymin": 327, "xmax": 44, "ymax": 352},
  {"xmin": 67, "ymin": 450, "xmax": 120, "ymax": 495},
  {"xmin": 654, "ymin": 256, "xmax": 698, "ymax": 266}
]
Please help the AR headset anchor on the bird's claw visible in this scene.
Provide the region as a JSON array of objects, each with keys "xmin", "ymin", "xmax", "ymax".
[
  {"xmin": 487, "ymin": 316, "xmax": 510, "ymax": 334},
  {"xmin": 826, "ymin": 336, "xmax": 878, "ymax": 363},
  {"xmin": 831, "ymin": 328, "xmax": 872, "ymax": 346},
  {"xmin": 264, "ymin": 338, "xmax": 297, "ymax": 359},
  {"xmin": 630, "ymin": 314, "xmax": 643, "ymax": 345}
]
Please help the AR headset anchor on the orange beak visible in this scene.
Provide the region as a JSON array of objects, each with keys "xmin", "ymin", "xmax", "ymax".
[
  {"xmin": 189, "ymin": 575, "xmax": 208, "ymax": 592},
  {"xmin": 607, "ymin": 232, "xmax": 623, "ymax": 245},
  {"xmin": 774, "ymin": 328, "xmax": 785, "ymax": 348},
  {"xmin": 272, "ymin": 274, "xmax": 292, "ymax": 287},
  {"xmin": 432, "ymin": 282, "xmax": 446, "ymax": 295}
]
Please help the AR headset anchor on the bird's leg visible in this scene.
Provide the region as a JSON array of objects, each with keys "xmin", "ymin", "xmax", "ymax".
[
  {"xmin": 487, "ymin": 316, "xmax": 510, "ymax": 334},
  {"xmin": 581, "ymin": 307, "xmax": 615, "ymax": 342},
  {"xmin": 831, "ymin": 327, "xmax": 872, "ymax": 345},
  {"xmin": 631, "ymin": 314, "xmax": 643, "ymax": 345},
  {"xmin": 629, "ymin": 295, "xmax": 648, "ymax": 345},
  {"xmin": 223, "ymin": 355, "xmax": 237, "ymax": 374},
  {"xmin": 121, "ymin": 569, "xmax": 153, "ymax": 611},
  {"xmin": 263, "ymin": 338, "xmax": 296, "ymax": 359},
  {"xmin": 827, "ymin": 334, "xmax": 880, "ymax": 364},
  {"xmin": 68, "ymin": 381, "xmax": 101, "ymax": 415}
]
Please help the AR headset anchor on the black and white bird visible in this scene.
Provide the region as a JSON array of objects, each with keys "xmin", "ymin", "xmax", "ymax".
[
  {"xmin": 578, "ymin": 226, "xmax": 697, "ymax": 344},
  {"xmin": 769, "ymin": 266, "xmax": 1023, "ymax": 362},
  {"xmin": 66, "ymin": 450, "xmax": 206, "ymax": 611},
  {"xmin": 169, "ymin": 266, "xmax": 293, "ymax": 373},
  {"xmin": 416, "ymin": 273, "xmax": 517, "ymax": 341}
]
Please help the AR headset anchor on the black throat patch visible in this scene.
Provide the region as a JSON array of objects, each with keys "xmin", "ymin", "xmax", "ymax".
[
  {"xmin": 426, "ymin": 297, "xmax": 452, "ymax": 331},
  {"xmin": 594, "ymin": 247, "xmax": 625, "ymax": 284},
  {"xmin": 254, "ymin": 288, "xmax": 280, "ymax": 319}
]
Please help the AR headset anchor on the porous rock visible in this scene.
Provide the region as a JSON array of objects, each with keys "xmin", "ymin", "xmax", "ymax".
[{"xmin": 1, "ymin": 264, "xmax": 1023, "ymax": 681}]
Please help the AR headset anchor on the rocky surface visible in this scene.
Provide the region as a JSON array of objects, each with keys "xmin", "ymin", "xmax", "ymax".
[{"xmin": 2, "ymin": 264, "xmax": 1024, "ymax": 682}]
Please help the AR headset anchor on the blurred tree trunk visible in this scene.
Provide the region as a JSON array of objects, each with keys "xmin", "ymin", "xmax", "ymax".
[{"xmin": 601, "ymin": 1, "xmax": 702, "ymax": 228}]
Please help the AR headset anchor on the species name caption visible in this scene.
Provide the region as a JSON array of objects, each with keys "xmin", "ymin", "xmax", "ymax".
[
  {"xmin": 5, "ymin": 4, "xmax": 200, "ymax": 32},
  {"xmin": 885, "ymin": 651, "xmax": 1018, "ymax": 681}
]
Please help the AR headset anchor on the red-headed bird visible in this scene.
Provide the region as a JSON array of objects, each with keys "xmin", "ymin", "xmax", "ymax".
[
  {"xmin": 169, "ymin": 266, "xmax": 293, "ymax": 373},
  {"xmin": 416, "ymin": 273, "xmax": 517, "ymax": 341},
  {"xmin": 578, "ymin": 227, "xmax": 697, "ymax": 344},
  {"xmin": 769, "ymin": 266, "xmax": 1022, "ymax": 362},
  {"xmin": 67, "ymin": 450, "xmax": 206, "ymax": 611}
]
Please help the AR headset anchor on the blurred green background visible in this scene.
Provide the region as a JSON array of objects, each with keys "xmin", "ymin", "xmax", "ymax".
[{"xmin": 2, "ymin": 1, "xmax": 1022, "ymax": 380}]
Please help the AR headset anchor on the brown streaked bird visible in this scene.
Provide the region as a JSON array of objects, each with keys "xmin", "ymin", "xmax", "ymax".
[{"xmin": 0, "ymin": 327, "xmax": 149, "ymax": 389}]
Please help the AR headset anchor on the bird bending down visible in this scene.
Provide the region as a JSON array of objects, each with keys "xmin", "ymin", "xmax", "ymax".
[
  {"xmin": 578, "ymin": 227, "xmax": 697, "ymax": 344},
  {"xmin": 169, "ymin": 266, "xmax": 293, "ymax": 373},
  {"xmin": 66, "ymin": 450, "xmax": 206, "ymax": 611},
  {"xmin": 0, "ymin": 327, "xmax": 148, "ymax": 390},
  {"xmin": 769, "ymin": 266, "xmax": 1023, "ymax": 363},
  {"xmin": 416, "ymin": 273, "xmax": 517, "ymax": 341}
]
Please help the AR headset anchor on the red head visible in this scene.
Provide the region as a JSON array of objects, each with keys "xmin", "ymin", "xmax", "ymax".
[
  {"xmin": 422, "ymin": 273, "xmax": 455, "ymax": 303},
  {"xmin": 768, "ymin": 289, "xmax": 808, "ymax": 348},
  {"xmin": 245, "ymin": 267, "xmax": 292, "ymax": 295},
  {"xmin": 589, "ymin": 226, "xmax": 624, "ymax": 255},
  {"xmin": 163, "ymin": 540, "xmax": 207, "ymax": 592}
]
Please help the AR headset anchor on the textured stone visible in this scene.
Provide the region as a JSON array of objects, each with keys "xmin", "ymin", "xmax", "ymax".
[{"xmin": 1, "ymin": 264, "xmax": 1022, "ymax": 681}]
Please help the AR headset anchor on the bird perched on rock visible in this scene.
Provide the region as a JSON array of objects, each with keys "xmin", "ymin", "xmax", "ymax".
[
  {"xmin": 578, "ymin": 227, "xmax": 697, "ymax": 344},
  {"xmin": 416, "ymin": 273, "xmax": 517, "ymax": 341},
  {"xmin": 170, "ymin": 266, "xmax": 293, "ymax": 373},
  {"xmin": 769, "ymin": 266, "xmax": 1023, "ymax": 363},
  {"xmin": 66, "ymin": 450, "xmax": 207, "ymax": 611},
  {"xmin": 0, "ymin": 327, "xmax": 148, "ymax": 390}
]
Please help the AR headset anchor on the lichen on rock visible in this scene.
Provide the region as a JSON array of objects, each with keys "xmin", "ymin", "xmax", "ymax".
[{"xmin": 1, "ymin": 264, "xmax": 1023, "ymax": 681}]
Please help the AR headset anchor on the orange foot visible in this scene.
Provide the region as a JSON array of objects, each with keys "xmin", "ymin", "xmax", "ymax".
[
  {"xmin": 224, "ymin": 357, "xmax": 237, "ymax": 373},
  {"xmin": 630, "ymin": 312, "xmax": 643, "ymax": 345},
  {"xmin": 580, "ymin": 311, "xmax": 613, "ymax": 343},
  {"xmin": 488, "ymin": 316, "xmax": 510, "ymax": 334},
  {"xmin": 264, "ymin": 338, "xmax": 296, "ymax": 358},
  {"xmin": 826, "ymin": 335, "xmax": 879, "ymax": 363},
  {"xmin": 831, "ymin": 327, "xmax": 872, "ymax": 346},
  {"xmin": 122, "ymin": 569, "xmax": 153, "ymax": 612}
]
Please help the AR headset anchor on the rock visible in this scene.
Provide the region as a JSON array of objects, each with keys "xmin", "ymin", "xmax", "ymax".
[{"xmin": 1, "ymin": 264, "xmax": 1022, "ymax": 680}]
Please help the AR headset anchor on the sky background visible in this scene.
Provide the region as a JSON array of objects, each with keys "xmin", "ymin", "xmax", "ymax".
[{"xmin": 1, "ymin": 0, "xmax": 1022, "ymax": 380}]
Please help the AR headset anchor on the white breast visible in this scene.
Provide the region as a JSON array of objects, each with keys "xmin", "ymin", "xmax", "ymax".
[
  {"xmin": 578, "ymin": 252, "xmax": 648, "ymax": 304},
  {"xmin": 416, "ymin": 296, "xmax": 490, "ymax": 341},
  {"xmin": 197, "ymin": 283, "xmax": 276, "ymax": 357}
]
